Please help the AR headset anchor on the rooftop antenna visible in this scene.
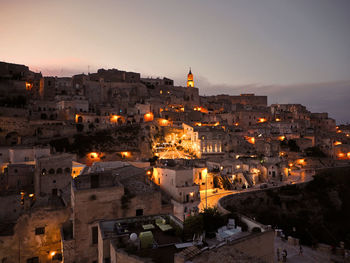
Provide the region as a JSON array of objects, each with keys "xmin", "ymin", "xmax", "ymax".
[{"xmin": 88, "ymin": 65, "xmax": 90, "ymax": 74}]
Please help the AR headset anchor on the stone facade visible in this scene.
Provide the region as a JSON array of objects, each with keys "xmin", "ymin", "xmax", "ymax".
[{"xmin": 0, "ymin": 205, "xmax": 70, "ymax": 263}]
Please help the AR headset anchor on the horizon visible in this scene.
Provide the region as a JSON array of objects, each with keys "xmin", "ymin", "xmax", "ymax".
[
  {"xmin": 1, "ymin": 0, "xmax": 349, "ymax": 123},
  {"xmin": 2, "ymin": 59, "xmax": 349, "ymax": 124}
]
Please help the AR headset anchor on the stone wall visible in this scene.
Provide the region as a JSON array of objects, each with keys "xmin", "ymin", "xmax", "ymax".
[
  {"xmin": 0, "ymin": 206, "xmax": 70, "ymax": 263},
  {"xmin": 192, "ymin": 231, "xmax": 274, "ymax": 263},
  {"xmin": 35, "ymin": 154, "xmax": 73, "ymax": 196},
  {"xmin": 0, "ymin": 194, "xmax": 23, "ymax": 221},
  {"xmin": 110, "ymin": 242, "xmax": 151, "ymax": 263},
  {"xmin": 0, "ymin": 107, "xmax": 28, "ymax": 117}
]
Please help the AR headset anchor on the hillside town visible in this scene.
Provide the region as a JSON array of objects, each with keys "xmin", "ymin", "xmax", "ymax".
[{"xmin": 0, "ymin": 61, "xmax": 349, "ymax": 263}]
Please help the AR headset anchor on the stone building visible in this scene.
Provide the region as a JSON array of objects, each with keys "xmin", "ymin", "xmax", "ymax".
[
  {"xmin": 152, "ymin": 166, "xmax": 200, "ymax": 220},
  {"xmin": 5, "ymin": 162, "xmax": 35, "ymax": 191},
  {"xmin": 55, "ymin": 77, "xmax": 73, "ymax": 95},
  {"xmin": 141, "ymin": 77, "xmax": 174, "ymax": 87},
  {"xmin": 39, "ymin": 77, "xmax": 56, "ymax": 100},
  {"xmin": 0, "ymin": 198, "xmax": 70, "ymax": 263},
  {"xmin": 34, "ymin": 153, "xmax": 74, "ymax": 196},
  {"xmin": 89, "ymin": 68, "xmax": 141, "ymax": 83},
  {"xmin": 64, "ymin": 165, "xmax": 162, "ymax": 263},
  {"xmin": 29, "ymin": 100, "xmax": 58, "ymax": 120},
  {"xmin": 202, "ymin": 94, "xmax": 267, "ymax": 108},
  {"xmin": 310, "ymin": 113, "xmax": 336, "ymax": 133},
  {"xmin": 7, "ymin": 146, "xmax": 50, "ymax": 163},
  {"xmin": 95, "ymin": 214, "xmax": 274, "ymax": 263},
  {"xmin": 195, "ymin": 126, "xmax": 226, "ymax": 157}
]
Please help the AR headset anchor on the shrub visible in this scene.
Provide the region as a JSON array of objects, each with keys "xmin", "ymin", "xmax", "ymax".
[
  {"xmin": 252, "ymin": 227, "xmax": 262, "ymax": 233},
  {"xmin": 184, "ymin": 215, "xmax": 204, "ymax": 239}
]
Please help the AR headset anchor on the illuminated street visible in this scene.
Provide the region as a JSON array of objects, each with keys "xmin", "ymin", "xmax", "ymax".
[
  {"xmin": 198, "ymin": 173, "xmax": 315, "ymax": 212},
  {"xmin": 198, "ymin": 189, "xmax": 237, "ymax": 211}
]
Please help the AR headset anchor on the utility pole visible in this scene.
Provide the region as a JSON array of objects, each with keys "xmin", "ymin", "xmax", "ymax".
[{"xmin": 205, "ymin": 171, "xmax": 208, "ymax": 209}]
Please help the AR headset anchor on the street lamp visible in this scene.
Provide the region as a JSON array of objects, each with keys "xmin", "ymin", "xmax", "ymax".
[{"xmin": 202, "ymin": 168, "xmax": 208, "ymax": 209}]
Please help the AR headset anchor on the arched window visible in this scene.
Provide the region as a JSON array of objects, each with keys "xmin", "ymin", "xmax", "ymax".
[
  {"xmin": 56, "ymin": 168, "xmax": 63, "ymax": 174},
  {"xmin": 64, "ymin": 167, "xmax": 71, "ymax": 173},
  {"xmin": 42, "ymin": 169, "xmax": 47, "ymax": 175},
  {"xmin": 49, "ymin": 169, "xmax": 55, "ymax": 174}
]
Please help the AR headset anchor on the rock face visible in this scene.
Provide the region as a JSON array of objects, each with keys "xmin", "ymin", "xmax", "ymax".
[
  {"xmin": 328, "ymin": 190, "xmax": 342, "ymax": 211},
  {"xmin": 221, "ymin": 167, "xmax": 350, "ymax": 249}
]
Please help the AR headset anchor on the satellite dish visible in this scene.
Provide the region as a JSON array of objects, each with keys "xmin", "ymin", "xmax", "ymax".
[{"xmin": 130, "ymin": 233, "xmax": 137, "ymax": 242}]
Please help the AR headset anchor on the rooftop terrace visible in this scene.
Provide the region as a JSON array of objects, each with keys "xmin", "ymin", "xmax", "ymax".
[{"xmin": 100, "ymin": 214, "xmax": 184, "ymax": 263}]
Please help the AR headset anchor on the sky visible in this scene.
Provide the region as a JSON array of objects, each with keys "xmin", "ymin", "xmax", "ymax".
[{"xmin": 1, "ymin": 0, "xmax": 349, "ymax": 123}]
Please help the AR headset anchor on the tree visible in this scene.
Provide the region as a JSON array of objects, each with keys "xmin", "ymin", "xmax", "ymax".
[
  {"xmin": 202, "ymin": 207, "xmax": 226, "ymax": 233},
  {"xmin": 184, "ymin": 215, "xmax": 204, "ymax": 239}
]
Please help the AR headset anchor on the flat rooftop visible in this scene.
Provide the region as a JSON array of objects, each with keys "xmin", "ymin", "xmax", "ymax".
[
  {"xmin": 73, "ymin": 166, "xmax": 158, "ymax": 195},
  {"xmin": 100, "ymin": 215, "xmax": 184, "ymax": 263}
]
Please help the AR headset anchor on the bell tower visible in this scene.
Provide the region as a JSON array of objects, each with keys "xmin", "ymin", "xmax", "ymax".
[{"xmin": 187, "ymin": 68, "xmax": 194, "ymax": 87}]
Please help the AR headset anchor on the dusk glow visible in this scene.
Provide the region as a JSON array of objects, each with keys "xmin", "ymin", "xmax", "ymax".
[{"xmin": 1, "ymin": 0, "xmax": 350, "ymax": 121}]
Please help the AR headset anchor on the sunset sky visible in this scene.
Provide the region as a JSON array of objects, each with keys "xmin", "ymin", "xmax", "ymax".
[{"xmin": 1, "ymin": 0, "xmax": 349, "ymax": 122}]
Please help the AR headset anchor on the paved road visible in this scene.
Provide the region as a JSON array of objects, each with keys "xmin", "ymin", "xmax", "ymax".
[
  {"xmin": 274, "ymin": 236, "xmax": 345, "ymax": 263},
  {"xmin": 198, "ymin": 189, "xmax": 238, "ymax": 211},
  {"xmin": 198, "ymin": 173, "xmax": 315, "ymax": 212}
]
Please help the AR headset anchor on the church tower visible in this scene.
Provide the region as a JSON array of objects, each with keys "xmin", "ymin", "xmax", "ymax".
[{"xmin": 187, "ymin": 68, "xmax": 194, "ymax": 87}]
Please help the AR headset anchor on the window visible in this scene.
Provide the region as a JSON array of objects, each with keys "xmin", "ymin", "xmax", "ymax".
[
  {"xmin": 64, "ymin": 168, "xmax": 71, "ymax": 173},
  {"xmin": 92, "ymin": 226, "xmax": 98, "ymax": 244},
  {"xmin": 49, "ymin": 169, "xmax": 55, "ymax": 174},
  {"xmin": 136, "ymin": 209, "xmax": 143, "ymax": 216},
  {"xmin": 56, "ymin": 168, "xmax": 62, "ymax": 174},
  {"xmin": 27, "ymin": 257, "xmax": 39, "ymax": 263},
  {"xmin": 35, "ymin": 227, "xmax": 45, "ymax": 235}
]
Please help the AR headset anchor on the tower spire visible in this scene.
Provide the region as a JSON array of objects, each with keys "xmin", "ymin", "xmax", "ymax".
[{"xmin": 187, "ymin": 67, "xmax": 194, "ymax": 87}]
